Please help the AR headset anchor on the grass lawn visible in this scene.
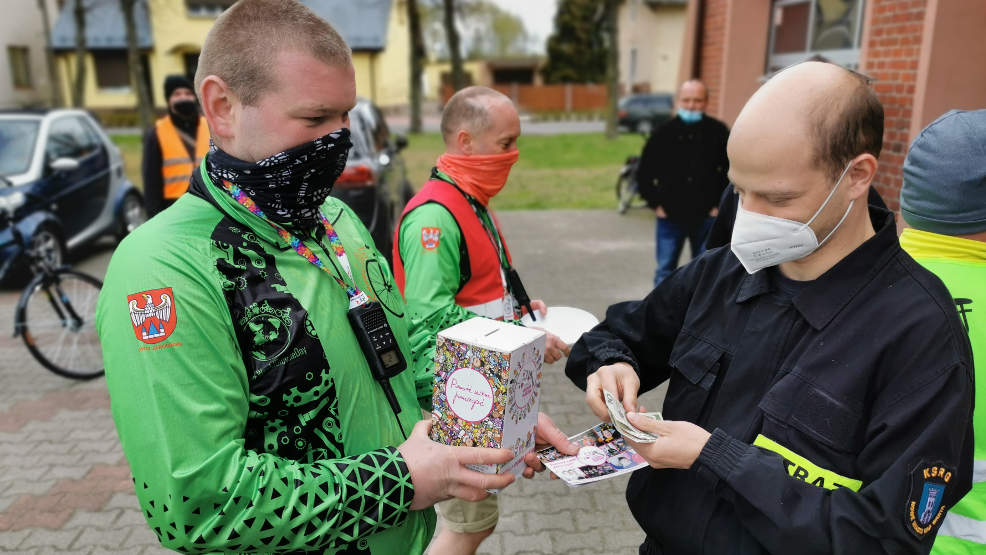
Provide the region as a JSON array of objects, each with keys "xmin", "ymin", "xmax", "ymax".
[
  {"xmin": 401, "ymin": 132, "xmax": 645, "ymax": 210},
  {"xmin": 111, "ymin": 133, "xmax": 143, "ymax": 192},
  {"xmin": 111, "ymin": 131, "xmax": 645, "ymax": 210}
]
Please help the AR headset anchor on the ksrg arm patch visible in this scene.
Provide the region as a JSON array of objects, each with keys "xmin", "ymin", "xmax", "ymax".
[{"xmin": 905, "ymin": 461, "xmax": 953, "ymax": 539}]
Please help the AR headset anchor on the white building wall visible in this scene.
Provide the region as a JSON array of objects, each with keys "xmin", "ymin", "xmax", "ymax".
[
  {"xmin": 619, "ymin": 0, "xmax": 688, "ymax": 95},
  {"xmin": 1, "ymin": 0, "xmax": 60, "ymax": 109}
]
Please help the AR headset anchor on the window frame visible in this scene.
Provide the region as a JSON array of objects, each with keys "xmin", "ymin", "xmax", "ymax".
[
  {"xmin": 45, "ymin": 116, "xmax": 99, "ymax": 163},
  {"xmin": 92, "ymin": 50, "xmax": 132, "ymax": 91},
  {"xmin": 766, "ymin": 0, "xmax": 867, "ymax": 71},
  {"xmin": 7, "ymin": 45, "xmax": 32, "ymax": 89}
]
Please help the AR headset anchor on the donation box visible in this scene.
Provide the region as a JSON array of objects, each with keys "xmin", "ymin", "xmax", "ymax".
[{"xmin": 431, "ymin": 317, "xmax": 545, "ymax": 482}]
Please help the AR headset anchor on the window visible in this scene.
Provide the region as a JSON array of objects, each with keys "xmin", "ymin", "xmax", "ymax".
[
  {"xmin": 0, "ymin": 120, "xmax": 40, "ymax": 176},
  {"xmin": 629, "ymin": 48, "xmax": 638, "ymax": 88},
  {"xmin": 185, "ymin": 0, "xmax": 234, "ymax": 17},
  {"xmin": 8, "ymin": 46, "xmax": 32, "ymax": 89},
  {"xmin": 46, "ymin": 117, "xmax": 100, "ymax": 162},
  {"xmin": 767, "ymin": 0, "xmax": 865, "ymax": 73},
  {"xmin": 183, "ymin": 52, "xmax": 200, "ymax": 80},
  {"xmin": 367, "ymin": 103, "xmax": 392, "ymax": 152},
  {"xmin": 93, "ymin": 51, "xmax": 130, "ymax": 90},
  {"xmin": 649, "ymin": 95, "xmax": 673, "ymax": 110}
]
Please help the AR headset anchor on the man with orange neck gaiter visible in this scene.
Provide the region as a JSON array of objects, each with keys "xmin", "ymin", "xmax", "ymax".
[{"xmin": 393, "ymin": 87, "xmax": 575, "ymax": 555}]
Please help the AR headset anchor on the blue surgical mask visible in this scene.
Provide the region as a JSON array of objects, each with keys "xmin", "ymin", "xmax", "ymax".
[{"xmin": 678, "ymin": 108, "xmax": 703, "ymax": 124}]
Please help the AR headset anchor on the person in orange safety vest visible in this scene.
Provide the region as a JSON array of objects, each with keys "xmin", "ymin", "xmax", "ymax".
[{"xmin": 141, "ymin": 74, "xmax": 209, "ymax": 217}]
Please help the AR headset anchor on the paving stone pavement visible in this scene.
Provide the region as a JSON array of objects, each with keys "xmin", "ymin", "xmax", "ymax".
[{"xmin": 0, "ymin": 208, "xmax": 680, "ymax": 554}]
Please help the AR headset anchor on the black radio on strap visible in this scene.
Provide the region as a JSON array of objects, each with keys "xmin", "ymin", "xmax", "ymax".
[{"xmin": 347, "ymin": 301, "xmax": 407, "ymax": 427}]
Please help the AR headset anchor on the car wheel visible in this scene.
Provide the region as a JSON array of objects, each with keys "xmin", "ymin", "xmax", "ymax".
[
  {"xmin": 32, "ymin": 225, "xmax": 66, "ymax": 270},
  {"xmin": 118, "ymin": 192, "xmax": 147, "ymax": 239},
  {"xmin": 638, "ymin": 120, "xmax": 653, "ymax": 136}
]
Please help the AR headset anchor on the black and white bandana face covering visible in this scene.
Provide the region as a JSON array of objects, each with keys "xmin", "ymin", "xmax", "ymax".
[{"xmin": 207, "ymin": 128, "xmax": 353, "ymax": 229}]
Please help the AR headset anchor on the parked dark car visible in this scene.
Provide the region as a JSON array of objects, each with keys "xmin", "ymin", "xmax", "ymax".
[
  {"xmin": 617, "ymin": 93, "xmax": 675, "ymax": 134},
  {"xmin": 0, "ymin": 109, "xmax": 145, "ymax": 282},
  {"xmin": 330, "ymin": 98, "xmax": 413, "ymax": 263}
]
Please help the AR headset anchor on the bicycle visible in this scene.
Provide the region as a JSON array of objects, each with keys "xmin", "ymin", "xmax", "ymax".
[
  {"xmin": 1, "ymin": 203, "xmax": 104, "ymax": 379},
  {"xmin": 616, "ymin": 155, "xmax": 646, "ymax": 214}
]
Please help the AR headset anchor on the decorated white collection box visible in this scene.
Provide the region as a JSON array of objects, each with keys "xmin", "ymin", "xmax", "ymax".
[{"xmin": 431, "ymin": 317, "xmax": 546, "ymax": 480}]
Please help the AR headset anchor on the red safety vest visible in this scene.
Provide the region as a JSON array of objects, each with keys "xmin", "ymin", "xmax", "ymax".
[{"xmin": 393, "ymin": 178, "xmax": 514, "ymax": 319}]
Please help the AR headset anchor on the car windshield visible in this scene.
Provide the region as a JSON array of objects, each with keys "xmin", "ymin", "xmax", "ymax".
[{"xmin": 0, "ymin": 119, "xmax": 40, "ymax": 177}]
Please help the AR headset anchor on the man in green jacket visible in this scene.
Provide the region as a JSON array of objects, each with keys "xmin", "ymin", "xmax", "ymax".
[
  {"xmin": 900, "ymin": 109, "xmax": 986, "ymax": 555},
  {"xmin": 392, "ymin": 86, "xmax": 575, "ymax": 554},
  {"xmin": 95, "ymin": 2, "xmax": 517, "ymax": 553}
]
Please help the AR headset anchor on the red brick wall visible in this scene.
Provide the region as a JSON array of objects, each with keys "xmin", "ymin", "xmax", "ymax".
[
  {"xmin": 861, "ymin": 0, "xmax": 927, "ymax": 211},
  {"xmin": 698, "ymin": 0, "xmax": 728, "ymax": 118}
]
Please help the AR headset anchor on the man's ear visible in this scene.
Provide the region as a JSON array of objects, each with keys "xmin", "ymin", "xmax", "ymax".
[
  {"xmin": 200, "ymin": 75, "xmax": 237, "ymax": 143},
  {"xmin": 456, "ymin": 129, "xmax": 473, "ymax": 155},
  {"xmin": 847, "ymin": 153, "xmax": 878, "ymax": 201}
]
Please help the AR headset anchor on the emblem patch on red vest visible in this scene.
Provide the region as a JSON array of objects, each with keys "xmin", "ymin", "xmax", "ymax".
[
  {"xmin": 128, "ymin": 288, "xmax": 177, "ymax": 344},
  {"xmin": 421, "ymin": 227, "xmax": 441, "ymax": 250}
]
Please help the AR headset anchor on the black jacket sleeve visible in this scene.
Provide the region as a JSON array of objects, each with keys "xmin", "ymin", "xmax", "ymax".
[
  {"xmin": 636, "ymin": 131, "xmax": 660, "ymax": 208},
  {"xmin": 141, "ymin": 127, "xmax": 165, "ymax": 218},
  {"xmin": 635, "ymin": 126, "xmax": 671, "ymax": 209},
  {"xmin": 565, "ymin": 258, "xmax": 698, "ymax": 393},
  {"xmin": 694, "ymin": 359, "xmax": 974, "ymax": 555}
]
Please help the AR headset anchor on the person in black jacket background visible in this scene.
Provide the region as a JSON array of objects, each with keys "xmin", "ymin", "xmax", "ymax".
[{"xmin": 635, "ymin": 79, "xmax": 729, "ymax": 286}]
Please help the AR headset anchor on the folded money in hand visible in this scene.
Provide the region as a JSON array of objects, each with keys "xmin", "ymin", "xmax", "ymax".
[{"xmin": 603, "ymin": 389, "xmax": 663, "ymax": 443}]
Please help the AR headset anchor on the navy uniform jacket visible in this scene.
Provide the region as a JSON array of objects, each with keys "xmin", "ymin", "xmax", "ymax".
[{"xmin": 566, "ymin": 207, "xmax": 974, "ymax": 555}]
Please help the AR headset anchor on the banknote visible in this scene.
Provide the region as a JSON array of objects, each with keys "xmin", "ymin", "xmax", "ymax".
[{"xmin": 603, "ymin": 389, "xmax": 662, "ymax": 443}]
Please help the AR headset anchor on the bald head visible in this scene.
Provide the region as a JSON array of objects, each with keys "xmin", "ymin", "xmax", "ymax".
[
  {"xmin": 441, "ymin": 86, "xmax": 520, "ymax": 155},
  {"xmin": 441, "ymin": 87, "xmax": 515, "ymax": 143},
  {"xmin": 679, "ymin": 79, "xmax": 708, "ymax": 100},
  {"xmin": 731, "ymin": 61, "xmax": 882, "ymax": 180},
  {"xmin": 677, "ymin": 79, "xmax": 708, "ymax": 114}
]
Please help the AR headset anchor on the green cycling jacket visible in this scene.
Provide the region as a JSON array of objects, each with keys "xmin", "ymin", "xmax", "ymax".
[{"xmin": 95, "ymin": 163, "xmax": 435, "ymax": 554}]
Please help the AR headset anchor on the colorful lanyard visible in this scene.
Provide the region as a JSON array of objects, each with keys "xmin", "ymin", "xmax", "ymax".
[{"xmin": 221, "ymin": 179, "xmax": 370, "ymax": 309}]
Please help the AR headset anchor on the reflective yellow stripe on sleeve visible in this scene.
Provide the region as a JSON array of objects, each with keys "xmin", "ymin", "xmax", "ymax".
[{"xmin": 754, "ymin": 434, "xmax": 863, "ymax": 492}]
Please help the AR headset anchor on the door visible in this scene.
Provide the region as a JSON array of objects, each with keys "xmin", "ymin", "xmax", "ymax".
[{"xmin": 42, "ymin": 116, "xmax": 111, "ymax": 239}]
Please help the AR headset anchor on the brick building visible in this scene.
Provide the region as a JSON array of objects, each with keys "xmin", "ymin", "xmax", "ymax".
[{"xmin": 676, "ymin": 0, "xmax": 986, "ymax": 210}]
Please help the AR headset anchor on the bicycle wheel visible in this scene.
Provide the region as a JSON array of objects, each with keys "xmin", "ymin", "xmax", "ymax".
[
  {"xmin": 16, "ymin": 269, "xmax": 104, "ymax": 379},
  {"xmin": 365, "ymin": 258, "xmax": 405, "ymax": 318},
  {"xmin": 617, "ymin": 175, "xmax": 637, "ymax": 215}
]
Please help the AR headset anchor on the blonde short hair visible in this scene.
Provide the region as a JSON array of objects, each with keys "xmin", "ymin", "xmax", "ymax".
[{"xmin": 194, "ymin": 0, "xmax": 351, "ymax": 106}]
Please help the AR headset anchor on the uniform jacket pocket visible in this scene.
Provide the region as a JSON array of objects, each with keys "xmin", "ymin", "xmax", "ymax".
[
  {"xmin": 759, "ymin": 371, "xmax": 864, "ymax": 455},
  {"xmin": 664, "ymin": 333, "xmax": 725, "ymax": 423}
]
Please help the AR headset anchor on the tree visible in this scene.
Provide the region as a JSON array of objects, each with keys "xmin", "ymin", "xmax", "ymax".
[
  {"xmin": 37, "ymin": 0, "xmax": 62, "ymax": 107},
  {"xmin": 461, "ymin": 2, "xmax": 530, "ymax": 59},
  {"xmin": 407, "ymin": 0, "xmax": 425, "ymax": 133},
  {"xmin": 442, "ymin": 0, "xmax": 466, "ymax": 91},
  {"xmin": 421, "ymin": 1, "xmax": 531, "ymax": 60},
  {"xmin": 602, "ymin": 0, "xmax": 620, "ymax": 139},
  {"xmin": 71, "ymin": 0, "xmax": 86, "ymax": 107},
  {"xmin": 121, "ymin": 0, "xmax": 154, "ymax": 130},
  {"xmin": 542, "ymin": 0, "xmax": 606, "ymax": 84}
]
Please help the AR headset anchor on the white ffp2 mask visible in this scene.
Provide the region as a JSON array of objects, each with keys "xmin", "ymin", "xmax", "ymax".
[{"xmin": 730, "ymin": 161, "xmax": 854, "ymax": 274}]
